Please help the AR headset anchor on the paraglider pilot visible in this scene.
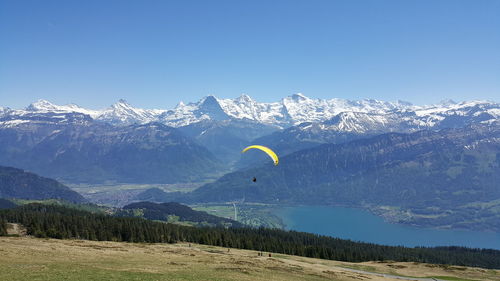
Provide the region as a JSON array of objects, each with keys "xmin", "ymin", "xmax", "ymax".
[{"xmin": 241, "ymin": 145, "xmax": 279, "ymax": 184}]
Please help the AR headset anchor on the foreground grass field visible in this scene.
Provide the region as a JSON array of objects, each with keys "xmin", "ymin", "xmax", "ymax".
[{"xmin": 0, "ymin": 237, "xmax": 498, "ymax": 281}]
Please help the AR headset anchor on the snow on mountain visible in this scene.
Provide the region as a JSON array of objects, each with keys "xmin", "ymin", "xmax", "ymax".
[
  {"xmin": 486, "ymin": 108, "xmax": 500, "ymax": 118},
  {"xmin": 160, "ymin": 93, "xmax": 416, "ymax": 128},
  {"xmin": 0, "ymin": 100, "xmax": 95, "ymax": 129},
  {"xmin": 26, "ymin": 99, "xmax": 101, "ymax": 118},
  {"xmin": 408, "ymin": 100, "xmax": 499, "ymax": 128},
  {"xmin": 217, "ymin": 94, "xmax": 288, "ymax": 125},
  {"xmin": 414, "ymin": 100, "xmax": 496, "ymax": 116},
  {"xmin": 290, "ymin": 99, "xmax": 500, "ymax": 136},
  {"xmin": 159, "ymin": 96, "xmax": 229, "ymax": 127},
  {"xmin": 0, "ymin": 107, "xmax": 11, "ymax": 117},
  {"xmin": 97, "ymin": 99, "xmax": 165, "ymax": 125},
  {"xmin": 0, "ymin": 119, "xmax": 31, "ymax": 128},
  {"xmin": 280, "ymin": 94, "xmax": 408, "ymax": 125},
  {"xmin": 319, "ymin": 112, "xmax": 403, "ymax": 133},
  {"xmin": 159, "ymin": 101, "xmax": 208, "ymax": 127},
  {"xmin": 1, "ymin": 99, "xmax": 165, "ymax": 127},
  {"xmin": 0, "ymin": 95, "xmax": 498, "ymax": 131}
]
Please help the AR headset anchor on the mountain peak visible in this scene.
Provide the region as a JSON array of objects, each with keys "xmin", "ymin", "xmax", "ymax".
[
  {"xmin": 396, "ymin": 100, "xmax": 413, "ymax": 106},
  {"xmin": 23, "ymin": 99, "xmax": 101, "ymax": 118},
  {"xmin": 26, "ymin": 99, "xmax": 58, "ymax": 111},
  {"xmin": 236, "ymin": 94, "xmax": 253, "ymax": 103},
  {"xmin": 97, "ymin": 99, "xmax": 165, "ymax": 125},
  {"xmin": 439, "ymin": 99, "xmax": 457, "ymax": 106},
  {"xmin": 177, "ymin": 101, "xmax": 185, "ymax": 107},
  {"xmin": 197, "ymin": 95, "xmax": 228, "ymax": 121},
  {"xmin": 201, "ymin": 95, "xmax": 219, "ymax": 104},
  {"xmin": 290, "ymin": 93, "xmax": 309, "ymax": 101},
  {"xmin": 112, "ymin": 99, "xmax": 131, "ymax": 108}
]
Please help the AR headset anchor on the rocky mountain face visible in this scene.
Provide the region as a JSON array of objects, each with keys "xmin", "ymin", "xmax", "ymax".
[{"xmin": 0, "ymin": 166, "xmax": 86, "ymax": 203}]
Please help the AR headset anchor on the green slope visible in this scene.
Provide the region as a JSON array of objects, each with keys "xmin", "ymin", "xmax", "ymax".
[{"xmin": 0, "ymin": 166, "xmax": 86, "ymax": 203}]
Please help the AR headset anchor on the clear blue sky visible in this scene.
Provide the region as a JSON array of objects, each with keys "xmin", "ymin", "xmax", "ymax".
[{"xmin": 1, "ymin": 0, "xmax": 499, "ymax": 109}]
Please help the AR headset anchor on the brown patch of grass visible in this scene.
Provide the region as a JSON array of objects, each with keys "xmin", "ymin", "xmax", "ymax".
[{"xmin": 0, "ymin": 237, "xmax": 498, "ymax": 281}]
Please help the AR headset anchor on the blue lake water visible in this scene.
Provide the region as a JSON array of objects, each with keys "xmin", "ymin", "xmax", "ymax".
[{"xmin": 275, "ymin": 206, "xmax": 500, "ymax": 250}]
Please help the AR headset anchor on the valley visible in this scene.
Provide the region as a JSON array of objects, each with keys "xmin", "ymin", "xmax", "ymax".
[{"xmin": 69, "ymin": 182, "xmax": 203, "ymax": 207}]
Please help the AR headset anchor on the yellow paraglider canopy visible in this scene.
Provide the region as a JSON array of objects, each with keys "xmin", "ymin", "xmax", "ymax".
[{"xmin": 242, "ymin": 145, "xmax": 279, "ymax": 166}]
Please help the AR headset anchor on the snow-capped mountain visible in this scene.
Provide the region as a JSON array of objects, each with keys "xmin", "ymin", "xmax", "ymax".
[
  {"xmin": 25, "ymin": 99, "xmax": 101, "ymax": 118},
  {"xmin": 97, "ymin": 99, "xmax": 165, "ymax": 125},
  {"xmin": 159, "ymin": 96, "xmax": 230, "ymax": 127},
  {"xmin": 0, "ymin": 106, "xmax": 10, "ymax": 114},
  {"xmin": 0, "ymin": 94, "xmax": 498, "ymax": 131},
  {"xmin": 412, "ymin": 100, "xmax": 500, "ymax": 128},
  {"xmin": 161, "ymin": 93, "xmax": 416, "ymax": 127},
  {"xmin": 311, "ymin": 100, "xmax": 500, "ymax": 133},
  {"xmin": 0, "ymin": 99, "xmax": 165, "ymax": 127},
  {"xmin": 217, "ymin": 94, "xmax": 289, "ymax": 125},
  {"xmin": 278, "ymin": 94, "xmax": 404, "ymax": 125},
  {"xmin": 158, "ymin": 94, "xmax": 499, "ymax": 130}
]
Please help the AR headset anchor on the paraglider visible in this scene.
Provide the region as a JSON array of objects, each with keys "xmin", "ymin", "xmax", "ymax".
[
  {"xmin": 241, "ymin": 145, "xmax": 279, "ymax": 165},
  {"xmin": 241, "ymin": 145, "xmax": 279, "ymax": 182}
]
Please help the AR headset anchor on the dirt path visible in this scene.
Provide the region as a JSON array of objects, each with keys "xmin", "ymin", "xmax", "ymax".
[{"xmin": 5, "ymin": 223, "xmax": 27, "ymax": 236}]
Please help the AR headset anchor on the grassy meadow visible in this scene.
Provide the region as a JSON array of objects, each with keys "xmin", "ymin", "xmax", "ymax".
[{"xmin": 0, "ymin": 237, "xmax": 498, "ymax": 281}]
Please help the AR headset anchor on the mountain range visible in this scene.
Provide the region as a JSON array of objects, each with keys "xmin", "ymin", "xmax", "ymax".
[
  {"xmin": 1, "ymin": 95, "xmax": 498, "ymax": 170},
  {"xmin": 237, "ymin": 100, "xmax": 500, "ymax": 167},
  {"xmin": 2, "ymin": 94, "xmax": 498, "ymax": 129}
]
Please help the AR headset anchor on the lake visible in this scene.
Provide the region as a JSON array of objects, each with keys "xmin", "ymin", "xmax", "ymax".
[{"xmin": 275, "ymin": 205, "xmax": 500, "ymax": 250}]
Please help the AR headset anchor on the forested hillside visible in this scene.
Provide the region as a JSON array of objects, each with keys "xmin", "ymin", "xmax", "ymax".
[
  {"xmin": 0, "ymin": 166, "xmax": 86, "ymax": 203},
  {"xmin": 0, "ymin": 198, "xmax": 17, "ymax": 209},
  {"xmin": 0, "ymin": 119, "xmax": 223, "ymax": 183},
  {"xmin": 118, "ymin": 201, "xmax": 242, "ymax": 227},
  {"xmin": 1, "ymin": 204, "xmax": 499, "ymax": 269}
]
